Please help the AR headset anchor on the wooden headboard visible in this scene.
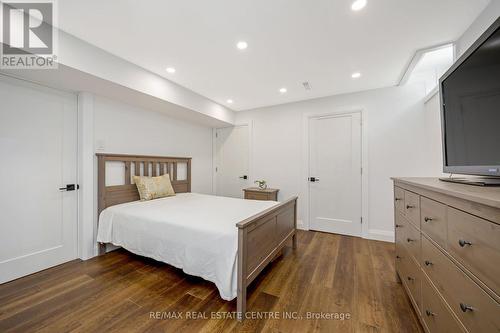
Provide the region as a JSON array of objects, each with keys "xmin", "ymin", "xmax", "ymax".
[{"xmin": 96, "ymin": 153, "xmax": 191, "ymax": 215}]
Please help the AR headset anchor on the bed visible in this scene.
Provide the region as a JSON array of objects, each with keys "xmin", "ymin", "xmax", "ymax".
[{"xmin": 96, "ymin": 153, "xmax": 297, "ymax": 320}]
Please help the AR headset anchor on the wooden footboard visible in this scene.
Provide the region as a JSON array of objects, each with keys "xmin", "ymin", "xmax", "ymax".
[{"xmin": 236, "ymin": 196, "xmax": 298, "ymax": 320}]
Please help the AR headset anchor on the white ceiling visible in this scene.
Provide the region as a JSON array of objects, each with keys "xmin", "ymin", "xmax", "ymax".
[{"xmin": 57, "ymin": 0, "xmax": 490, "ymax": 111}]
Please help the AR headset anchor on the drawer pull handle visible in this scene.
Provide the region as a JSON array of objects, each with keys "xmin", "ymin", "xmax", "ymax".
[
  {"xmin": 395, "ymin": 224, "xmax": 402, "ymax": 228},
  {"xmin": 406, "ymin": 204, "xmax": 415, "ymax": 209},
  {"xmin": 458, "ymin": 239, "xmax": 472, "ymax": 247},
  {"xmin": 460, "ymin": 303, "xmax": 474, "ymax": 313},
  {"xmin": 424, "ymin": 217, "xmax": 433, "ymax": 222},
  {"xmin": 395, "ymin": 198, "xmax": 402, "ymax": 202},
  {"xmin": 407, "ymin": 276, "xmax": 414, "ymax": 282},
  {"xmin": 425, "ymin": 310, "xmax": 435, "ymax": 317},
  {"xmin": 406, "ymin": 238, "xmax": 414, "ymax": 243},
  {"xmin": 424, "ymin": 260, "xmax": 433, "ymax": 266}
]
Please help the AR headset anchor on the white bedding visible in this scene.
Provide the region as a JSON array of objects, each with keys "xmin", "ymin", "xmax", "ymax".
[{"xmin": 96, "ymin": 192, "xmax": 278, "ymax": 300}]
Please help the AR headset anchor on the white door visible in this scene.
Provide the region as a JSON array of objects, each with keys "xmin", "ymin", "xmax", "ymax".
[
  {"xmin": 215, "ymin": 125, "xmax": 250, "ymax": 198},
  {"xmin": 308, "ymin": 112, "xmax": 362, "ymax": 237},
  {"xmin": 0, "ymin": 75, "xmax": 78, "ymax": 283}
]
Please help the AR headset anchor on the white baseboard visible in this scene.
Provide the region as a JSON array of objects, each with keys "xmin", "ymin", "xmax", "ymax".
[
  {"xmin": 296, "ymin": 219, "xmax": 308, "ymax": 230},
  {"xmin": 296, "ymin": 220, "xmax": 393, "ymax": 242},
  {"xmin": 365, "ymin": 229, "xmax": 394, "ymax": 243}
]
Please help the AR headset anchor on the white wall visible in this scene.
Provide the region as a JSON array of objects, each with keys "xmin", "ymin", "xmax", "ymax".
[
  {"xmin": 93, "ymin": 95, "xmax": 214, "ymax": 194},
  {"xmin": 235, "ymin": 82, "xmax": 443, "ymax": 242},
  {"xmin": 423, "ymin": 93, "xmax": 445, "ymax": 177},
  {"xmin": 456, "ymin": 1, "xmax": 500, "ymax": 57}
]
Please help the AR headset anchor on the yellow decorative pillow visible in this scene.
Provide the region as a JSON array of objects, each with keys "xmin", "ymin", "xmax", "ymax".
[{"xmin": 133, "ymin": 174, "xmax": 175, "ymax": 201}]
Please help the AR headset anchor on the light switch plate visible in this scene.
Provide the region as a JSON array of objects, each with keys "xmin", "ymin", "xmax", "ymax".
[{"xmin": 95, "ymin": 139, "xmax": 105, "ymax": 151}]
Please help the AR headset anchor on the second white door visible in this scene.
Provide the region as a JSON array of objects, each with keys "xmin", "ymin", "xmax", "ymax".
[
  {"xmin": 215, "ymin": 125, "xmax": 250, "ymax": 198},
  {"xmin": 308, "ymin": 112, "xmax": 362, "ymax": 237}
]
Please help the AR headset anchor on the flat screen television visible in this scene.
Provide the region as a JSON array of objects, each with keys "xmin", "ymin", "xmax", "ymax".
[{"xmin": 439, "ymin": 17, "xmax": 500, "ymax": 185}]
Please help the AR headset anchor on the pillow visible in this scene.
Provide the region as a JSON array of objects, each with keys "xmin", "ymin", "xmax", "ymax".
[{"xmin": 133, "ymin": 174, "xmax": 175, "ymax": 201}]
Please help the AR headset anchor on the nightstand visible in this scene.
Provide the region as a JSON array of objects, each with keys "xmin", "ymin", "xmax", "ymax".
[{"xmin": 243, "ymin": 187, "xmax": 279, "ymax": 201}]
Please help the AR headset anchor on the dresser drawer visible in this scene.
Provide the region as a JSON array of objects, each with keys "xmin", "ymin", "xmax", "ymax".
[
  {"xmin": 401, "ymin": 255, "xmax": 422, "ymax": 315},
  {"xmin": 404, "ymin": 220, "xmax": 421, "ymax": 265},
  {"xmin": 394, "ymin": 186, "xmax": 405, "ymax": 214},
  {"xmin": 421, "ymin": 274, "xmax": 466, "ymax": 333},
  {"xmin": 447, "ymin": 207, "xmax": 500, "ymax": 298},
  {"xmin": 421, "ymin": 235, "xmax": 500, "ymax": 333},
  {"xmin": 245, "ymin": 192, "xmax": 270, "ymax": 201},
  {"xmin": 420, "ymin": 197, "xmax": 447, "ymax": 249},
  {"xmin": 404, "ymin": 190, "xmax": 420, "ymax": 228}
]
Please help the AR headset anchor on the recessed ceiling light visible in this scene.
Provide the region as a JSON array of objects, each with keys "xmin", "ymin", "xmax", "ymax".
[
  {"xmin": 351, "ymin": 0, "xmax": 367, "ymax": 11},
  {"xmin": 226, "ymin": 99, "xmax": 233, "ymax": 104},
  {"xmin": 351, "ymin": 72, "xmax": 362, "ymax": 79},
  {"xmin": 166, "ymin": 67, "xmax": 176, "ymax": 73},
  {"xmin": 279, "ymin": 87, "xmax": 287, "ymax": 93},
  {"xmin": 236, "ymin": 41, "xmax": 248, "ymax": 50}
]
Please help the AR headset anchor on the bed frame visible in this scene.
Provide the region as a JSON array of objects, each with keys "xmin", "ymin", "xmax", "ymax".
[{"xmin": 96, "ymin": 153, "xmax": 297, "ymax": 320}]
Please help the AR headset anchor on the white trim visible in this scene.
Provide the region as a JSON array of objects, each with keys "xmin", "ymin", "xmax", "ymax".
[
  {"xmin": 246, "ymin": 121, "xmax": 254, "ymax": 189},
  {"xmin": 302, "ymin": 109, "xmax": 368, "ymax": 239},
  {"xmin": 366, "ymin": 229, "xmax": 395, "ymax": 243},
  {"xmin": 211, "ymin": 128, "xmax": 217, "ymax": 195},
  {"xmin": 296, "ymin": 219, "xmax": 307, "ymax": 230}
]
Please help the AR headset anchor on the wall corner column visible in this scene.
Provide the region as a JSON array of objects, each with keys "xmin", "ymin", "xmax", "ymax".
[{"xmin": 78, "ymin": 92, "xmax": 96, "ymax": 259}]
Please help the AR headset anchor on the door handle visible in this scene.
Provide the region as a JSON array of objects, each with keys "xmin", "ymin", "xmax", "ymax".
[
  {"xmin": 309, "ymin": 177, "xmax": 320, "ymax": 182},
  {"xmin": 239, "ymin": 175, "xmax": 248, "ymax": 180},
  {"xmin": 59, "ymin": 184, "xmax": 79, "ymax": 191},
  {"xmin": 458, "ymin": 239, "xmax": 472, "ymax": 247},
  {"xmin": 460, "ymin": 303, "xmax": 474, "ymax": 313}
]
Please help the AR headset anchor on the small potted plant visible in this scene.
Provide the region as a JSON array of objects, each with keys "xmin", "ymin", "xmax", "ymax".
[{"xmin": 254, "ymin": 180, "xmax": 267, "ymax": 190}]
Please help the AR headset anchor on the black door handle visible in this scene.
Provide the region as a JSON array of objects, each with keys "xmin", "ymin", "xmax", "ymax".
[
  {"xmin": 59, "ymin": 184, "xmax": 79, "ymax": 191},
  {"xmin": 460, "ymin": 303, "xmax": 474, "ymax": 312},
  {"xmin": 239, "ymin": 175, "xmax": 248, "ymax": 180},
  {"xmin": 309, "ymin": 177, "xmax": 320, "ymax": 182},
  {"xmin": 458, "ymin": 239, "xmax": 472, "ymax": 247}
]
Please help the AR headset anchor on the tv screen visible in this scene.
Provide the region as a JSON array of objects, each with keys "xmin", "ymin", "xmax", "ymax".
[{"xmin": 440, "ymin": 21, "xmax": 500, "ymax": 177}]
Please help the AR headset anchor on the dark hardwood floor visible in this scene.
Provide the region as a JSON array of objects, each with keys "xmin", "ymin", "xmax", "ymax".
[{"xmin": 0, "ymin": 230, "xmax": 422, "ymax": 332}]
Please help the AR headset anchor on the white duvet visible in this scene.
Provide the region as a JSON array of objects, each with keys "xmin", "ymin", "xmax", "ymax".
[{"xmin": 96, "ymin": 192, "xmax": 278, "ymax": 300}]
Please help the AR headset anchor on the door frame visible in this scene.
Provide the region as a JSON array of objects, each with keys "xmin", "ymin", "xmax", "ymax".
[
  {"xmin": 302, "ymin": 109, "xmax": 368, "ymax": 238},
  {"xmin": 212, "ymin": 121, "xmax": 253, "ymax": 196}
]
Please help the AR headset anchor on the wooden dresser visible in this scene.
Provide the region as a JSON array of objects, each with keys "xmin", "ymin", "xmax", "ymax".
[
  {"xmin": 392, "ymin": 178, "xmax": 500, "ymax": 333},
  {"xmin": 243, "ymin": 187, "xmax": 279, "ymax": 201}
]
